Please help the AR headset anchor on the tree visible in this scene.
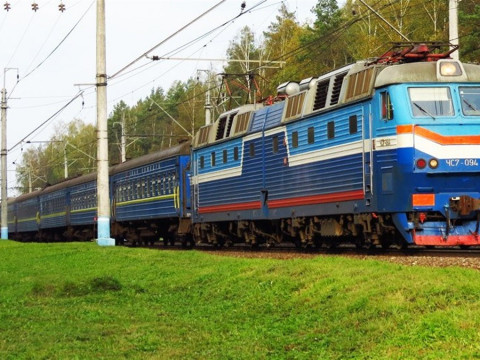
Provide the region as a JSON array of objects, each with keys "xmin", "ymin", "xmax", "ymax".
[
  {"xmin": 299, "ymin": 0, "xmax": 353, "ymax": 76},
  {"xmin": 16, "ymin": 119, "xmax": 96, "ymax": 192},
  {"xmin": 459, "ymin": 0, "xmax": 480, "ymax": 61},
  {"xmin": 262, "ymin": 3, "xmax": 307, "ymax": 95},
  {"xmin": 223, "ymin": 26, "xmax": 264, "ymax": 106}
]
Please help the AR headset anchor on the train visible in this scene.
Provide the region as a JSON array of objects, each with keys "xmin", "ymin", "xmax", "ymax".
[{"xmin": 5, "ymin": 43, "xmax": 480, "ymax": 248}]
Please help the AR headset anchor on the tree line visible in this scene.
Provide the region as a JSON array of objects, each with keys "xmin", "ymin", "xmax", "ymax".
[{"xmin": 15, "ymin": 0, "xmax": 480, "ymax": 193}]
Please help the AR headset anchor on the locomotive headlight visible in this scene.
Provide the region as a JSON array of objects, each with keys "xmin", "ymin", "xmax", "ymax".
[
  {"xmin": 428, "ymin": 158, "xmax": 439, "ymax": 169},
  {"xmin": 438, "ymin": 61, "xmax": 462, "ymax": 76}
]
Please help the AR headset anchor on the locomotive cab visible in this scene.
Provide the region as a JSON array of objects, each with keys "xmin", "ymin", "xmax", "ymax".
[{"xmin": 372, "ymin": 48, "xmax": 480, "ymax": 246}]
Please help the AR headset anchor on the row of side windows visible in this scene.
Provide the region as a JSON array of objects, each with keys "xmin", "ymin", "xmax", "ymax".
[
  {"xmin": 18, "ymin": 201, "xmax": 39, "ymax": 218},
  {"xmin": 42, "ymin": 196, "xmax": 66, "ymax": 214},
  {"xmin": 115, "ymin": 171, "xmax": 177, "ymax": 202},
  {"xmin": 199, "ymin": 147, "xmax": 240, "ymax": 169},
  {"xmin": 199, "ymin": 115, "xmax": 359, "ymax": 168},
  {"xmin": 291, "ymin": 115, "xmax": 358, "ymax": 148},
  {"xmin": 71, "ymin": 189, "xmax": 96, "ymax": 211}
]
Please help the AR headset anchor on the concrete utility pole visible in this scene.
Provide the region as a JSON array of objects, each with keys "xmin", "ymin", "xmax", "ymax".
[
  {"xmin": 64, "ymin": 143, "xmax": 68, "ymax": 179},
  {"xmin": 96, "ymin": 0, "xmax": 114, "ymax": 246},
  {"xmin": 449, "ymin": 0, "xmax": 459, "ymax": 60},
  {"xmin": 1, "ymin": 87, "xmax": 7, "ymax": 240},
  {"xmin": 205, "ymin": 89, "xmax": 212, "ymax": 125},
  {"xmin": 120, "ymin": 112, "xmax": 126, "ymax": 163},
  {"xmin": 1, "ymin": 68, "xmax": 17, "ymax": 240}
]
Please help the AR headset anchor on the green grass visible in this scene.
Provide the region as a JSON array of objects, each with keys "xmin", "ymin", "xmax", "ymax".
[{"xmin": 1, "ymin": 241, "xmax": 480, "ymax": 359}]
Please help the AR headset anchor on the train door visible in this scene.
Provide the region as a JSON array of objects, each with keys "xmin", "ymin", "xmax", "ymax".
[
  {"xmin": 179, "ymin": 156, "xmax": 191, "ymax": 217},
  {"xmin": 362, "ymin": 105, "xmax": 373, "ymax": 204},
  {"xmin": 192, "ymin": 152, "xmax": 199, "ymax": 219},
  {"xmin": 111, "ymin": 179, "xmax": 117, "ymax": 222}
]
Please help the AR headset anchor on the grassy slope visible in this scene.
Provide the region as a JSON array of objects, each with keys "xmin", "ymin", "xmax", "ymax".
[{"xmin": 0, "ymin": 241, "xmax": 479, "ymax": 359}]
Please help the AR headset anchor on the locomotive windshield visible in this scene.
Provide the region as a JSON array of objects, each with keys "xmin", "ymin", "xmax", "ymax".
[
  {"xmin": 459, "ymin": 87, "xmax": 480, "ymax": 116},
  {"xmin": 408, "ymin": 87, "xmax": 454, "ymax": 118}
]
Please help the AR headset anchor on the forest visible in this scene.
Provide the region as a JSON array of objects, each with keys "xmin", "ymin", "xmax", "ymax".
[{"xmin": 16, "ymin": 0, "xmax": 480, "ymax": 193}]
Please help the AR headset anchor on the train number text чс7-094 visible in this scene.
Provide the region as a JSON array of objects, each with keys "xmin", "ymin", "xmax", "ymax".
[{"xmin": 445, "ymin": 159, "xmax": 479, "ymax": 167}]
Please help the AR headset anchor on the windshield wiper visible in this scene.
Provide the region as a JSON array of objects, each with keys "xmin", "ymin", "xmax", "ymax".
[
  {"xmin": 462, "ymin": 98, "xmax": 478, "ymax": 112},
  {"xmin": 413, "ymin": 103, "xmax": 436, "ymax": 120}
]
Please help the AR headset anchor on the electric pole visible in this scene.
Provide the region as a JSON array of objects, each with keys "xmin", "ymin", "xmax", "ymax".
[
  {"xmin": 1, "ymin": 68, "xmax": 18, "ymax": 240},
  {"xmin": 121, "ymin": 112, "xmax": 126, "ymax": 163},
  {"xmin": 96, "ymin": 0, "xmax": 114, "ymax": 246},
  {"xmin": 1, "ymin": 87, "xmax": 7, "ymax": 240}
]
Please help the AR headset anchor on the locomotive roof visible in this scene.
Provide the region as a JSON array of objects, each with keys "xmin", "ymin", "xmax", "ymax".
[{"xmin": 375, "ymin": 61, "xmax": 480, "ymax": 87}]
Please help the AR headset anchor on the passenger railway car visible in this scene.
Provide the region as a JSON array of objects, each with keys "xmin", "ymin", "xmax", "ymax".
[
  {"xmin": 110, "ymin": 142, "xmax": 192, "ymax": 245},
  {"xmin": 192, "ymin": 43, "xmax": 480, "ymax": 248},
  {"xmin": 7, "ymin": 142, "xmax": 191, "ymax": 244}
]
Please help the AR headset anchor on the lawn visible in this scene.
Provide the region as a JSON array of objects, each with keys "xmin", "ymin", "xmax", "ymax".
[{"xmin": 0, "ymin": 240, "xmax": 479, "ymax": 359}]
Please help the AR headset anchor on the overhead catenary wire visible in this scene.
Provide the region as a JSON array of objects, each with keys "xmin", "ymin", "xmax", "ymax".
[
  {"xmin": 109, "ymin": 0, "xmax": 228, "ymax": 80},
  {"xmin": 107, "ymin": 0, "xmax": 268, "ymax": 105},
  {"xmin": 21, "ymin": 0, "xmax": 95, "ymax": 82},
  {"xmin": 9, "ymin": 91, "xmax": 85, "ymax": 152},
  {"xmin": 5, "ymin": 0, "xmax": 95, "ymax": 101}
]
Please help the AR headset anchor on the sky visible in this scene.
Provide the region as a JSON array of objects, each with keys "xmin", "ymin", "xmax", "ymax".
[{"xmin": 0, "ymin": 0, "xmax": 320, "ymax": 194}]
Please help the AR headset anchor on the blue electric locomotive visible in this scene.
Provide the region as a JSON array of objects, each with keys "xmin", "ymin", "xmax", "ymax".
[{"xmin": 191, "ymin": 43, "xmax": 480, "ymax": 248}]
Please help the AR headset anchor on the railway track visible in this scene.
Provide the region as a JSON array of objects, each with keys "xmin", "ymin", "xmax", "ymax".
[{"xmin": 127, "ymin": 241, "xmax": 480, "ymax": 270}]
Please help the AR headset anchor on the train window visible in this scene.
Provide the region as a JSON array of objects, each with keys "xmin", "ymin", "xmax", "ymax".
[
  {"xmin": 211, "ymin": 152, "xmax": 216, "ymax": 167},
  {"xmin": 272, "ymin": 136, "xmax": 279, "ymax": 153},
  {"xmin": 381, "ymin": 92, "xmax": 393, "ymax": 120},
  {"xmin": 308, "ymin": 127, "xmax": 315, "ymax": 144},
  {"xmin": 292, "ymin": 131, "xmax": 298, "ymax": 148},
  {"xmin": 199, "ymin": 155, "xmax": 204, "ymax": 169},
  {"xmin": 249, "ymin": 143, "xmax": 255, "ymax": 157},
  {"xmin": 459, "ymin": 87, "xmax": 480, "ymax": 116},
  {"xmin": 349, "ymin": 115, "xmax": 358, "ymax": 134},
  {"xmin": 150, "ymin": 179, "xmax": 155, "ymax": 197},
  {"xmin": 409, "ymin": 87, "xmax": 453, "ymax": 117},
  {"xmin": 327, "ymin": 121, "xmax": 335, "ymax": 139},
  {"xmin": 168, "ymin": 175, "xmax": 172, "ymax": 194},
  {"xmin": 223, "ymin": 149, "xmax": 228, "ymax": 163},
  {"xmin": 234, "ymin": 147, "xmax": 239, "ymax": 161}
]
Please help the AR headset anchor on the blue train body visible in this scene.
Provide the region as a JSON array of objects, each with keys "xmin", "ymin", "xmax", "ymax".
[
  {"xmin": 7, "ymin": 142, "xmax": 191, "ymax": 244},
  {"xmin": 191, "ymin": 46, "xmax": 480, "ymax": 247},
  {"xmin": 6, "ymin": 44, "xmax": 480, "ymax": 247}
]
